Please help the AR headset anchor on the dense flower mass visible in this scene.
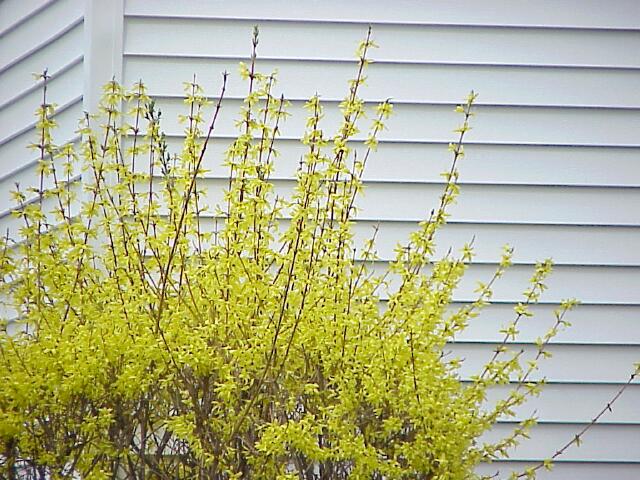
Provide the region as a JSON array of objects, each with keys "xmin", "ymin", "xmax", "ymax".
[{"xmin": 0, "ymin": 29, "xmax": 585, "ymax": 480}]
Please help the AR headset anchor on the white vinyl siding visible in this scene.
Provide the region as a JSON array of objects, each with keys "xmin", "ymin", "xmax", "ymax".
[
  {"xmin": 122, "ymin": 1, "xmax": 640, "ymax": 476},
  {"xmin": 0, "ymin": 0, "xmax": 83, "ymax": 236},
  {"xmin": 0, "ymin": 0, "xmax": 638, "ymax": 477}
]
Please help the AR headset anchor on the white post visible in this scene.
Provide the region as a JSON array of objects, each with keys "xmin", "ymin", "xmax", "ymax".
[{"xmin": 83, "ymin": 0, "xmax": 124, "ymax": 114}]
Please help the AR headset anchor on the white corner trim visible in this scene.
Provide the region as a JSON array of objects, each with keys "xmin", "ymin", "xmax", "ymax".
[{"xmin": 83, "ymin": 0, "xmax": 124, "ymax": 114}]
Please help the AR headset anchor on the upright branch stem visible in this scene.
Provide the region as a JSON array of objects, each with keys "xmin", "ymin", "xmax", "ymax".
[
  {"xmin": 155, "ymin": 73, "xmax": 228, "ymax": 329},
  {"xmin": 514, "ymin": 367, "xmax": 640, "ymax": 479}
]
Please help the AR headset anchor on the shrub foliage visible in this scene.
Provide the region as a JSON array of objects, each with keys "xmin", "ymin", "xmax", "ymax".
[{"xmin": 0, "ymin": 29, "xmax": 584, "ymax": 479}]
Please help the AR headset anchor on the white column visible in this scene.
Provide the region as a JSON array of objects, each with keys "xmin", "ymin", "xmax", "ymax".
[{"xmin": 83, "ymin": 0, "xmax": 124, "ymax": 114}]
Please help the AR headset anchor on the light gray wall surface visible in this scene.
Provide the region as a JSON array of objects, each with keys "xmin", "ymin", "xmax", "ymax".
[
  {"xmin": 1, "ymin": 0, "xmax": 639, "ymax": 477},
  {"xmin": 122, "ymin": 1, "xmax": 640, "ymax": 476},
  {"xmin": 0, "ymin": 0, "xmax": 83, "ymax": 237}
]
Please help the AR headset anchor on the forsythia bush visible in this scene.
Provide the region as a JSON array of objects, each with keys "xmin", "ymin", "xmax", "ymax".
[{"xmin": 0, "ymin": 29, "xmax": 583, "ymax": 479}]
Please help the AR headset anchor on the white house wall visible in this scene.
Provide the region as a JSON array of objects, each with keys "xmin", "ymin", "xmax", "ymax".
[
  {"xmin": 0, "ymin": 0, "xmax": 638, "ymax": 477},
  {"xmin": 0, "ymin": 0, "xmax": 84, "ymax": 236},
  {"xmin": 122, "ymin": 1, "xmax": 640, "ymax": 477}
]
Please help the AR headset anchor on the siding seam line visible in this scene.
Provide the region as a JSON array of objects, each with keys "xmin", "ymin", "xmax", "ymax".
[
  {"xmin": 123, "ymin": 52, "xmax": 640, "ymax": 72},
  {"xmin": 0, "ymin": 0, "xmax": 58, "ymax": 38},
  {"xmin": 122, "ymin": 13, "xmax": 640, "ymax": 32},
  {"xmin": 0, "ymin": 55, "xmax": 84, "ymax": 110},
  {"xmin": 131, "ymin": 93, "xmax": 640, "ymax": 111},
  {"xmin": 0, "ymin": 135, "xmax": 81, "ymax": 185},
  {"xmin": 0, "ymin": 96, "xmax": 82, "ymax": 147},
  {"xmin": 159, "ymin": 134, "xmax": 640, "ymax": 149},
  {"xmin": 0, "ymin": 17, "xmax": 83, "ymax": 76}
]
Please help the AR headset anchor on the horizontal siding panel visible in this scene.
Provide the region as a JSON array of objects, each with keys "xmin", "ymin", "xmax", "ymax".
[
  {"xmin": 0, "ymin": 140, "xmax": 80, "ymax": 218},
  {"xmin": 481, "ymin": 423, "xmax": 640, "ymax": 462},
  {"xmin": 138, "ymin": 98, "xmax": 640, "ymax": 147},
  {"xmin": 0, "ymin": 100, "xmax": 82, "ymax": 179},
  {"xmin": 123, "ymin": 18, "xmax": 640, "ymax": 68},
  {"xmin": 0, "ymin": 23, "xmax": 83, "ymax": 107},
  {"xmin": 190, "ymin": 178, "xmax": 640, "ymax": 226},
  {"xmin": 475, "ymin": 462, "xmax": 640, "ymax": 480},
  {"xmin": 124, "ymin": 0, "xmax": 640, "ymax": 30},
  {"xmin": 455, "ymin": 263, "xmax": 639, "ymax": 305},
  {"xmin": 351, "ymin": 221, "xmax": 640, "ymax": 267},
  {"xmin": 156, "ymin": 137, "xmax": 640, "ymax": 188},
  {"xmin": 355, "ymin": 182, "xmax": 640, "ymax": 226},
  {"xmin": 484, "ymin": 383, "xmax": 640, "ymax": 423},
  {"xmin": 0, "ymin": 61, "xmax": 83, "ymax": 143},
  {"xmin": 455, "ymin": 304, "xmax": 640, "ymax": 345},
  {"xmin": 0, "ymin": 177, "xmax": 82, "ymax": 241},
  {"xmin": 452, "ymin": 343, "xmax": 639, "ymax": 384},
  {"xmin": 369, "ymin": 263, "xmax": 640, "ymax": 305},
  {"xmin": 0, "ymin": 0, "xmax": 82, "ymax": 71},
  {"xmin": 189, "ymin": 218, "xmax": 640, "ymax": 266},
  {"xmin": 125, "ymin": 56, "xmax": 640, "ymax": 108},
  {"xmin": 0, "ymin": 0, "xmax": 51, "ymax": 34}
]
